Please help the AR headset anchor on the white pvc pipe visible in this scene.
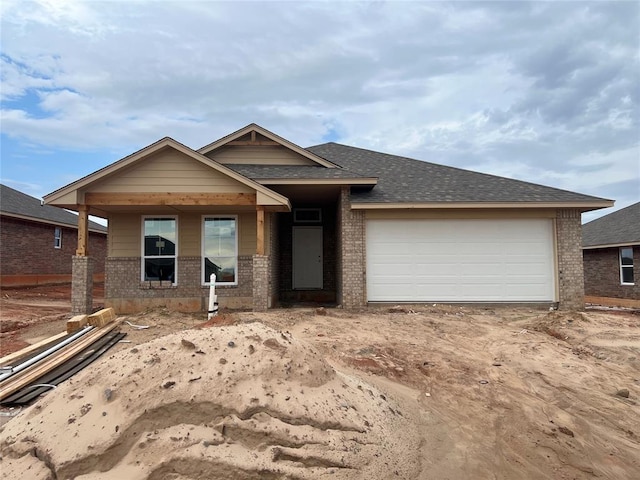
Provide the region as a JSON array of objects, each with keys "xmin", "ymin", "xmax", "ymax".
[
  {"xmin": 0, "ymin": 326, "xmax": 94, "ymax": 382},
  {"xmin": 207, "ymin": 273, "xmax": 218, "ymax": 320}
]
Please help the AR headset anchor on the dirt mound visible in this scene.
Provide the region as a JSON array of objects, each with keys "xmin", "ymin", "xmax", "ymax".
[{"xmin": 0, "ymin": 323, "xmax": 421, "ymax": 479}]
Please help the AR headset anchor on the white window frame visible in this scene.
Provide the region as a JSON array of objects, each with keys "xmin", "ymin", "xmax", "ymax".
[
  {"xmin": 202, "ymin": 215, "xmax": 238, "ymax": 286},
  {"xmin": 54, "ymin": 226, "xmax": 62, "ymax": 249},
  {"xmin": 620, "ymin": 246, "xmax": 634, "ymax": 285},
  {"xmin": 141, "ymin": 216, "xmax": 178, "ymax": 285}
]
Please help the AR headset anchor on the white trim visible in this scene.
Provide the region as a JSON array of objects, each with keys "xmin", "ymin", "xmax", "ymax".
[
  {"xmin": 619, "ymin": 246, "xmax": 635, "ymax": 285},
  {"xmin": 54, "ymin": 226, "xmax": 62, "ymax": 249},
  {"xmin": 141, "ymin": 215, "xmax": 178, "ymax": 285},
  {"xmin": 254, "ymin": 178, "xmax": 377, "ymax": 185},
  {"xmin": 201, "ymin": 215, "xmax": 239, "ymax": 287},
  {"xmin": 583, "ymin": 242, "xmax": 640, "ymax": 250},
  {"xmin": 352, "ymin": 201, "xmax": 614, "ymax": 210}
]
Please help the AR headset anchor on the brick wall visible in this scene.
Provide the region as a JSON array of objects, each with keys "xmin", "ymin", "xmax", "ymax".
[
  {"xmin": 556, "ymin": 209, "xmax": 584, "ymax": 310},
  {"xmin": 253, "ymin": 254, "xmax": 269, "ymax": 311},
  {"xmin": 584, "ymin": 246, "xmax": 640, "ymax": 299},
  {"xmin": 104, "ymin": 255, "xmax": 253, "ymax": 313},
  {"xmin": 0, "ymin": 216, "xmax": 107, "ymax": 286},
  {"xmin": 268, "ymin": 212, "xmax": 280, "ymax": 307},
  {"xmin": 0, "ymin": 217, "xmax": 107, "ymax": 279},
  {"xmin": 338, "ymin": 186, "xmax": 366, "ymax": 308}
]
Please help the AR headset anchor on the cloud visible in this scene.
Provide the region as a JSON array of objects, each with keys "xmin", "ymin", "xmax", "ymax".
[{"xmin": 0, "ymin": 0, "xmax": 637, "ymax": 215}]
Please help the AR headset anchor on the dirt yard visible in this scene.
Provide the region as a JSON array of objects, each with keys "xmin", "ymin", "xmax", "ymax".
[{"xmin": 1, "ymin": 285, "xmax": 639, "ymax": 479}]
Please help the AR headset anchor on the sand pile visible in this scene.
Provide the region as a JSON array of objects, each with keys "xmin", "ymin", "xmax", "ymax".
[{"xmin": 1, "ymin": 323, "xmax": 421, "ymax": 479}]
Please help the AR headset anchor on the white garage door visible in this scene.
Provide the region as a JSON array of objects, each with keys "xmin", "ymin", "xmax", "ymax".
[{"xmin": 366, "ymin": 218, "xmax": 555, "ymax": 302}]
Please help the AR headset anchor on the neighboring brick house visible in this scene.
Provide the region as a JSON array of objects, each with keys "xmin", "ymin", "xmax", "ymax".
[
  {"xmin": 583, "ymin": 202, "xmax": 640, "ymax": 304},
  {"xmin": 43, "ymin": 124, "xmax": 611, "ymax": 315},
  {"xmin": 0, "ymin": 184, "xmax": 107, "ymax": 287}
]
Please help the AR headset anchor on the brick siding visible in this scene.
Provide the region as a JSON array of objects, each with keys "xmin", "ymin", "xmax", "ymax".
[
  {"xmin": 253, "ymin": 254, "xmax": 269, "ymax": 311},
  {"xmin": 104, "ymin": 255, "xmax": 254, "ymax": 313},
  {"xmin": 556, "ymin": 209, "xmax": 585, "ymax": 310},
  {"xmin": 339, "ymin": 186, "xmax": 366, "ymax": 308},
  {"xmin": 0, "ymin": 217, "xmax": 107, "ymax": 282},
  {"xmin": 71, "ymin": 256, "xmax": 94, "ymax": 314},
  {"xmin": 268, "ymin": 212, "xmax": 280, "ymax": 307},
  {"xmin": 584, "ymin": 246, "xmax": 640, "ymax": 299}
]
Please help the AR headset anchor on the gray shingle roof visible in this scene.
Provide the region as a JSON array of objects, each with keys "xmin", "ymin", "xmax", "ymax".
[
  {"xmin": 582, "ymin": 202, "xmax": 640, "ymax": 247},
  {"xmin": 306, "ymin": 143, "xmax": 611, "ymax": 205},
  {"xmin": 1, "ymin": 184, "xmax": 107, "ymax": 232},
  {"xmin": 225, "ymin": 164, "xmax": 374, "ymax": 180}
]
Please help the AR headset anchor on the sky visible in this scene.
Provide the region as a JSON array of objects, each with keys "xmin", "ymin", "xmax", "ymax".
[{"xmin": 1, "ymin": 0, "xmax": 638, "ymax": 225}]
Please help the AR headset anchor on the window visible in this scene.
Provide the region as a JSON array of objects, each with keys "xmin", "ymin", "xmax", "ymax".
[
  {"xmin": 142, "ymin": 217, "xmax": 177, "ymax": 283},
  {"xmin": 203, "ymin": 216, "xmax": 237, "ymax": 285},
  {"xmin": 293, "ymin": 208, "xmax": 322, "ymax": 223},
  {"xmin": 54, "ymin": 227, "xmax": 62, "ymax": 249},
  {"xmin": 620, "ymin": 247, "xmax": 634, "ymax": 284}
]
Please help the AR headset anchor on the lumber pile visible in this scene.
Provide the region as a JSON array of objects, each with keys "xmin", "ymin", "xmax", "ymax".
[
  {"xmin": 67, "ymin": 315, "xmax": 88, "ymax": 334},
  {"xmin": 0, "ymin": 308, "xmax": 122, "ymax": 403},
  {"xmin": 87, "ymin": 308, "xmax": 116, "ymax": 328}
]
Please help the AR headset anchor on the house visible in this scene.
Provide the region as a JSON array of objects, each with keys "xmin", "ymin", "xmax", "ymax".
[
  {"xmin": 43, "ymin": 124, "xmax": 612, "ymax": 314},
  {"xmin": 0, "ymin": 184, "xmax": 107, "ymax": 287},
  {"xmin": 582, "ymin": 202, "xmax": 640, "ymax": 305}
]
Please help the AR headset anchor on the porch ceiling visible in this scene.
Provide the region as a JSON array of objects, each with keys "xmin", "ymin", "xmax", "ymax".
[{"xmin": 266, "ymin": 184, "xmax": 342, "ymax": 205}]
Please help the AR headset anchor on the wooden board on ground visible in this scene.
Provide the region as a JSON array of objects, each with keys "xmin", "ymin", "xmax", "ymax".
[
  {"xmin": 0, "ymin": 331, "xmax": 69, "ymax": 368},
  {"xmin": 0, "ymin": 319, "xmax": 123, "ymax": 402}
]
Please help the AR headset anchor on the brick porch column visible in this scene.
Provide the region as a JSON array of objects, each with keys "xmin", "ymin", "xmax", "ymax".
[
  {"xmin": 556, "ymin": 209, "xmax": 584, "ymax": 311},
  {"xmin": 72, "ymin": 255, "xmax": 94, "ymax": 315},
  {"xmin": 339, "ymin": 187, "xmax": 366, "ymax": 308},
  {"xmin": 253, "ymin": 254, "xmax": 269, "ymax": 311}
]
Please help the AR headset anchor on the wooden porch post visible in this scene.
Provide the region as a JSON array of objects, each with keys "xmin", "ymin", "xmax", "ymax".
[
  {"xmin": 256, "ymin": 206, "xmax": 265, "ymax": 255},
  {"xmin": 76, "ymin": 204, "xmax": 89, "ymax": 256}
]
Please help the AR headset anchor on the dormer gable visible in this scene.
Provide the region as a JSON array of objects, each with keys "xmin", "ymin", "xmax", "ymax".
[{"xmin": 198, "ymin": 123, "xmax": 338, "ymax": 168}]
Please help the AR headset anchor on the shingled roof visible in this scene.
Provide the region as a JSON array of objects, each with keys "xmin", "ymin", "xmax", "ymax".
[
  {"xmin": 582, "ymin": 202, "xmax": 640, "ymax": 248},
  {"xmin": 226, "ymin": 164, "xmax": 375, "ymax": 182},
  {"xmin": 1, "ymin": 184, "xmax": 107, "ymax": 233},
  {"xmin": 306, "ymin": 143, "xmax": 611, "ymax": 206}
]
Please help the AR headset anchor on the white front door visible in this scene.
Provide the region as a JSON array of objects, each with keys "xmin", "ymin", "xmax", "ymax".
[{"xmin": 293, "ymin": 226, "xmax": 323, "ymax": 289}]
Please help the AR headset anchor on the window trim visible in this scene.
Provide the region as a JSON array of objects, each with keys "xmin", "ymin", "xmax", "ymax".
[
  {"xmin": 202, "ymin": 215, "xmax": 238, "ymax": 286},
  {"xmin": 54, "ymin": 226, "xmax": 62, "ymax": 249},
  {"xmin": 619, "ymin": 246, "xmax": 634, "ymax": 285},
  {"xmin": 141, "ymin": 216, "xmax": 178, "ymax": 285}
]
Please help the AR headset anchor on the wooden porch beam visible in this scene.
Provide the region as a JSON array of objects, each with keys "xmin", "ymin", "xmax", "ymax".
[
  {"xmin": 76, "ymin": 205, "xmax": 89, "ymax": 256},
  {"xmin": 85, "ymin": 192, "xmax": 256, "ymax": 206},
  {"xmin": 256, "ymin": 206, "xmax": 265, "ymax": 256}
]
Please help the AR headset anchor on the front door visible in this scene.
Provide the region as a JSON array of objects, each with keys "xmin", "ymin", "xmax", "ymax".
[{"xmin": 292, "ymin": 226, "xmax": 323, "ymax": 289}]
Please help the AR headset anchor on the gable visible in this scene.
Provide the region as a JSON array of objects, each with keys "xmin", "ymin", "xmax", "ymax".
[
  {"xmin": 44, "ymin": 138, "xmax": 291, "ymax": 213},
  {"xmin": 198, "ymin": 124, "xmax": 336, "ymax": 168},
  {"xmin": 207, "ymin": 144, "xmax": 319, "ymax": 166},
  {"xmin": 89, "ymin": 147, "xmax": 253, "ymax": 194}
]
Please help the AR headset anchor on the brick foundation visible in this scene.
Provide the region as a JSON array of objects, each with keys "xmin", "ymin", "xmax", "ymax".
[
  {"xmin": 105, "ymin": 255, "xmax": 254, "ymax": 313},
  {"xmin": 71, "ymin": 256, "xmax": 94, "ymax": 315},
  {"xmin": 556, "ymin": 209, "xmax": 584, "ymax": 310}
]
